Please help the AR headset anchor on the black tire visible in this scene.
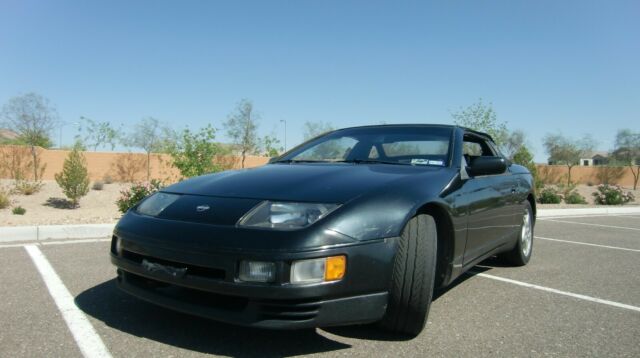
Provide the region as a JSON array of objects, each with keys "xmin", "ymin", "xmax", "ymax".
[
  {"xmin": 378, "ymin": 214, "xmax": 437, "ymax": 336},
  {"xmin": 500, "ymin": 201, "xmax": 534, "ymax": 266}
]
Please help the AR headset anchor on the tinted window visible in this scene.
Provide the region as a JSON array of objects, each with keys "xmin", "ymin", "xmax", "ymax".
[{"xmin": 279, "ymin": 126, "xmax": 453, "ymax": 166}]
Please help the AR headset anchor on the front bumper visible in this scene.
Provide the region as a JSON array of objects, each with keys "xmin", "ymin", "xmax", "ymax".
[{"xmin": 110, "ymin": 234, "xmax": 397, "ymax": 329}]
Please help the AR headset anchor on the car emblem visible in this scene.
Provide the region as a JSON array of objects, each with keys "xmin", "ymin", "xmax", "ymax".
[{"xmin": 196, "ymin": 204, "xmax": 210, "ymax": 212}]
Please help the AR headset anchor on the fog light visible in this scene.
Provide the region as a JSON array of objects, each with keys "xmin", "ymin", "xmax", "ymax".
[
  {"xmin": 238, "ymin": 261, "xmax": 276, "ymax": 283},
  {"xmin": 290, "ymin": 255, "xmax": 346, "ymax": 284},
  {"xmin": 115, "ymin": 237, "xmax": 123, "ymax": 255}
]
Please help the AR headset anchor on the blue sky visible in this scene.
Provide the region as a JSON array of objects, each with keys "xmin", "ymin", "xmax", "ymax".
[{"xmin": 1, "ymin": 0, "xmax": 638, "ymax": 162}]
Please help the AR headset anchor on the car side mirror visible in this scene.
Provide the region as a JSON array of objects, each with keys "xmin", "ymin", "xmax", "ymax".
[{"xmin": 467, "ymin": 157, "xmax": 507, "ymax": 176}]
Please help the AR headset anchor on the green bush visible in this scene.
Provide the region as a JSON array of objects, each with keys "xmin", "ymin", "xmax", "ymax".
[
  {"xmin": 92, "ymin": 181, "xmax": 104, "ymax": 190},
  {"xmin": 12, "ymin": 206, "xmax": 26, "ymax": 215},
  {"xmin": 593, "ymin": 185, "xmax": 635, "ymax": 205},
  {"xmin": 116, "ymin": 180, "xmax": 163, "ymax": 214},
  {"xmin": 13, "ymin": 180, "xmax": 43, "ymax": 195},
  {"xmin": 538, "ymin": 186, "xmax": 562, "ymax": 204},
  {"xmin": 0, "ymin": 188, "xmax": 10, "ymax": 209},
  {"xmin": 564, "ymin": 190, "xmax": 587, "ymax": 204},
  {"xmin": 55, "ymin": 144, "xmax": 90, "ymax": 207}
]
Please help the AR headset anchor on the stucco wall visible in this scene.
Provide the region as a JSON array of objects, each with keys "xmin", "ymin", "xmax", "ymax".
[
  {"xmin": 0, "ymin": 145, "xmax": 270, "ymax": 182},
  {"xmin": 536, "ymin": 164, "xmax": 638, "ymax": 187}
]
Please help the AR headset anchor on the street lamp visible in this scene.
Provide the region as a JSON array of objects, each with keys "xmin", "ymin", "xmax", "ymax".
[
  {"xmin": 280, "ymin": 119, "xmax": 287, "ymax": 151},
  {"xmin": 58, "ymin": 120, "xmax": 79, "ymax": 148}
]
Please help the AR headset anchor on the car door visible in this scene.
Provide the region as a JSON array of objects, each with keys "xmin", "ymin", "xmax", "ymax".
[{"xmin": 460, "ymin": 133, "xmax": 518, "ymax": 265}]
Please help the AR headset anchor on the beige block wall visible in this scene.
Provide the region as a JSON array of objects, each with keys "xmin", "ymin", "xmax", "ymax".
[
  {"xmin": 0, "ymin": 145, "xmax": 270, "ymax": 183},
  {"xmin": 536, "ymin": 165, "xmax": 638, "ymax": 187}
]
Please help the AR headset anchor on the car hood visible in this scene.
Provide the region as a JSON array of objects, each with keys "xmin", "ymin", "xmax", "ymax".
[{"xmin": 164, "ymin": 163, "xmax": 448, "ymax": 203}]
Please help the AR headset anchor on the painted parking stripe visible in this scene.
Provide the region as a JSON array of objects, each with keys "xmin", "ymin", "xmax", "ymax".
[
  {"xmin": 0, "ymin": 238, "xmax": 110, "ymax": 249},
  {"xmin": 24, "ymin": 245, "xmax": 112, "ymax": 358},
  {"xmin": 538, "ymin": 213, "xmax": 640, "ymax": 220},
  {"xmin": 470, "ymin": 271, "xmax": 640, "ymax": 313},
  {"xmin": 543, "ymin": 219, "xmax": 640, "ymax": 231},
  {"xmin": 536, "ymin": 236, "xmax": 640, "ymax": 253}
]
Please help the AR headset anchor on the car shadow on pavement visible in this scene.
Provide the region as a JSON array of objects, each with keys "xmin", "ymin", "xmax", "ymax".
[
  {"xmin": 75, "ymin": 279, "xmax": 351, "ymax": 357},
  {"xmin": 323, "ymin": 265, "xmax": 494, "ymax": 341}
]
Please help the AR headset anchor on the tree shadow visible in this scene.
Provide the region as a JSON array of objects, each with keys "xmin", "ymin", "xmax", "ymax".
[
  {"xmin": 44, "ymin": 197, "xmax": 76, "ymax": 209},
  {"xmin": 75, "ymin": 279, "xmax": 351, "ymax": 357}
]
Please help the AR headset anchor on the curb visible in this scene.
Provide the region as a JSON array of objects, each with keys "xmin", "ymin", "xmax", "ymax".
[
  {"xmin": 0, "ymin": 223, "xmax": 115, "ymax": 243},
  {"xmin": 1, "ymin": 206, "xmax": 639, "ymax": 243}
]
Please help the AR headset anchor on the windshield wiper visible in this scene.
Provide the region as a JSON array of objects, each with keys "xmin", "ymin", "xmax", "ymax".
[
  {"xmin": 334, "ymin": 159, "xmax": 411, "ymax": 166},
  {"xmin": 271, "ymin": 159, "xmax": 330, "ymax": 164}
]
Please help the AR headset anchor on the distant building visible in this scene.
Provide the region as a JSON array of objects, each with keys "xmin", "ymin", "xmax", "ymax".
[{"xmin": 579, "ymin": 151, "xmax": 610, "ymax": 166}]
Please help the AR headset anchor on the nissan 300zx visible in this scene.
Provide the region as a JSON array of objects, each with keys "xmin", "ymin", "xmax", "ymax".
[{"xmin": 110, "ymin": 124, "xmax": 535, "ymax": 336}]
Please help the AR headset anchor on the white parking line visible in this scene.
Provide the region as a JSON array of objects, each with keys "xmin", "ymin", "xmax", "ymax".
[
  {"xmin": 538, "ymin": 214, "xmax": 640, "ymax": 220},
  {"xmin": 0, "ymin": 238, "xmax": 110, "ymax": 249},
  {"xmin": 536, "ymin": 236, "xmax": 640, "ymax": 252},
  {"xmin": 24, "ymin": 245, "xmax": 112, "ymax": 358},
  {"xmin": 543, "ymin": 219, "xmax": 640, "ymax": 231},
  {"xmin": 471, "ymin": 271, "xmax": 640, "ymax": 313}
]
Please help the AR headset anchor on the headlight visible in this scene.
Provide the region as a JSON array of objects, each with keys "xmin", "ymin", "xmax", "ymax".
[
  {"xmin": 238, "ymin": 201, "xmax": 340, "ymax": 230},
  {"xmin": 136, "ymin": 192, "xmax": 180, "ymax": 216}
]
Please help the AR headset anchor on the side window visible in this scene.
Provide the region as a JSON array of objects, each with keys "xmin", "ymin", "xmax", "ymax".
[{"xmin": 463, "ymin": 134, "xmax": 497, "ymax": 164}]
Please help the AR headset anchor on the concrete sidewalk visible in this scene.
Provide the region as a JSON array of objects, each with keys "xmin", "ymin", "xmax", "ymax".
[{"xmin": 2, "ymin": 206, "xmax": 639, "ymax": 243}]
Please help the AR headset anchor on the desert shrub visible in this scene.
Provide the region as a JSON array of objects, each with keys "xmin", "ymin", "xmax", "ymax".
[
  {"xmin": 13, "ymin": 180, "xmax": 43, "ymax": 195},
  {"xmin": 168, "ymin": 125, "xmax": 227, "ymax": 178},
  {"xmin": 12, "ymin": 206, "xmax": 26, "ymax": 215},
  {"xmin": 0, "ymin": 188, "xmax": 10, "ymax": 209},
  {"xmin": 593, "ymin": 185, "xmax": 635, "ymax": 205},
  {"xmin": 102, "ymin": 174, "xmax": 114, "ymax": 184},
  {"xmin": 564, "ymin": 190, "xmax": 587, "ymax": 204},
  {"xmin": 92, "ymin": 181, "xmax": 104, "ymax": 190},
  {"xmin": 55, "ymin": 144, "xmax": 90, "ymax": 207},
  {"xmin": 538, "ymin": 186, "xmax": 562, "ymax": 204},
  {"xmin": 116, "ymin": 180, "xmax": 163, "ymax": 214}
]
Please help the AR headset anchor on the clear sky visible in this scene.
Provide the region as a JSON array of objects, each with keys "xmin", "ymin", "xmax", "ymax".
[{"xmin": 1, "ymin": 0, "xmax": 638, "ymax": 162}]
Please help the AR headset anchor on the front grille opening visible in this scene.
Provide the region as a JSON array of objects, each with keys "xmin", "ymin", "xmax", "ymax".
[
  {"xmin": 122, "ymin": 249, "xmax": 225, "ymax": 280},
  {"xmin": 258, "ymin": 298, "xmax": 321, "ymax": 321},
  {"xmin": 125, "ymin": 272, "xmax": 248, "ymax": 312}
]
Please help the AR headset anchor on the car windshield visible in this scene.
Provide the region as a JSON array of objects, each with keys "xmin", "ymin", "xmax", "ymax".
[{"xmin": 276, "ymin": 126, "xmax": 452, "ymax": 166}]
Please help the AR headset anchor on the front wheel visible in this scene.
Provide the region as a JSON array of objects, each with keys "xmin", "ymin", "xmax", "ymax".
[
  {"xmin": 500, "ymin": 201, "xmax": 534, "ymax": 266},
  {"xmin": 378, "ymin": 214, "xmax": 437, "ymax": 336}
]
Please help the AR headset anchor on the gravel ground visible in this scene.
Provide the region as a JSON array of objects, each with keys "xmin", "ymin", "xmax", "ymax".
[
  {"xmin": 0, "ymin": 180, "xmax": 637, "ymax": 226},
  {"xmin": 0, "ymin": 179, "xmax": 126, "ymax": 226}
]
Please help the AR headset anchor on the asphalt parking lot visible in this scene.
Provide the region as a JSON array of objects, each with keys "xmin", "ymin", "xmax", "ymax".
[{"xmin": 1, "ymin": 214, "xmax": 639, "ymax": 357}]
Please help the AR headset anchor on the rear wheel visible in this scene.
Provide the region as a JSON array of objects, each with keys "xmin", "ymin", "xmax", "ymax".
[
  {"xmin": 500, "ymin": 201, "xmax": 534, "ymax": 266},
  {"xmin": 379, "ymin": 214, "xmax": 437, "ymax": 336}
]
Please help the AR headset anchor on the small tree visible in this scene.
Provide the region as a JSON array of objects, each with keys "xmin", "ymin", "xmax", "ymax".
[
  {"xmin": 54, "ymin": 142, "xmax": 90, "ymax": 207},
  {"xmin": 303, "ymin": 121, "xmax": 334, "ymax": 140},
  {"xmin": 125, "ymin": 117, "xmax": 174, "ymax": 180},
  {"xmin": 261, "ymin": 135, "xmax": 283, "ymax": 157},
  {"xmin": 451, "ymin": 99, "xmax": 508, "ymax": 148},
  {"xmin": 512, "ymin": 145, "xmax": 542, "ymax": 190},
  {"xmin": 78, "ymin": 117, "xmax": 121, "ymax": 151},
  {"xmin": 503, "ymin": 130, "xmax": 527, "ymax": 160},
  {"xmin": 543, "ymin": 133, "xmax": 593, "ymax": 185},
  {"xmin": 1, "ymin": 93, "xmax": 58, "ymax": 181},
  {"xmin": 612, "ymin": 129, "xmax": 640, "ymax": 190},
  {"xmin": 169, "ymin": 125, "xmax": 227, "ymax": 178},
  {"xmin": 224, "ymin": 99, "xmax": 259, "ymax": 168}
]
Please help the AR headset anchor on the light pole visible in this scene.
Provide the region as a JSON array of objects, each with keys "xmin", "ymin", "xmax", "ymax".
[
  {"xmin": 280, "ymin": 119, "xmax": 287, "ymax": 151},
  {"xmin": 58, "ymin": 121, "xmax": 79, "ymax": 148}
]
